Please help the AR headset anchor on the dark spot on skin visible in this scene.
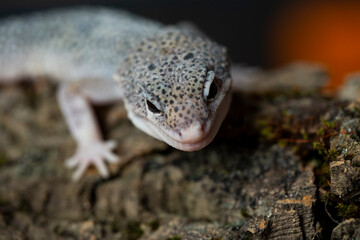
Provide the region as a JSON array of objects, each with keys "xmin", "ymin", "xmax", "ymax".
[
  {"xmin": 189, "ymin": 94, "xmax": 193, "ymax": 98},
  {"xmin": 184, "ymin": 53, "xmax": 194, "ymax": 60},
  {"xmin": 148, "ymin": 64, "xmax": 156, "ymax": 71},
  {"xmin": 170, "ymin": 100, "xmax": 174, "ymax": 104},
  {"xmin": 176, "ymin": 86, "xmax": 181, "ymax": 90},
  {"xmin": 174, "ymin": 107, "xmax": 179, "ymax": 112},
  {"xmin": 179, "ymin": 113, "xmax": 183, "ymax": 117},
  {"xmin": 162, "ymin": 89, "xmax": 166, "ymax": 94}
]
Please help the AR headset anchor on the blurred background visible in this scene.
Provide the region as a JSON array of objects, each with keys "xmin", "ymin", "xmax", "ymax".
[{"xmin": 1, "ymin": 0, "xmax": 360, "ymax": 91}]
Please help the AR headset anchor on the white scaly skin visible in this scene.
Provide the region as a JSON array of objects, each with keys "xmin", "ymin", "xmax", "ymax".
[{"xmin": 0, "ymin": 7, "xmax": 232, "ymax": 180}]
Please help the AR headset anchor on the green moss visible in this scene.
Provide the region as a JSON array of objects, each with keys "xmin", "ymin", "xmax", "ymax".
[
  {"xmin": 322, "ymin": 120, "xmax": 337, "ymax": 129},
  {"xmin": 302, "ymin": 132, "xmax": 309, "ymax": 140},
  {"xmin": 240, "ymin": 209, "xmax": 252, "ymax": 219},
  {"xmin": 326, "ymin": 148, "xmax": 340, "ymax": 162},
  {"xmin": 336, "ymin": 202, "xmax": 359, "ymax": 219},
  {"xmin": 256, "ymin": 119, "xmax": 276, "ymax": 141},
  {"xmin": 316, "ymin": 128, "xmax": 325, "ymax": 136},
  {"xmin": 167, "ymin": 236, "xmax": 181, "ymax": 240},
  {"xmin": 313, "ymin": 142, "xmax": 326, "ymax": 155},
  {"xmin": 127, "ymin": 221, "xmax": 144, "ymax": 240},
  {"xmin": 314, "ymin": 147, "xmax": 339, "ymax": 190},
  {"xmin": 317, "ymin": 164, "xmax": 330, "ymax": 189},
  {"xmin": 148, "ymin": 219, "xmax": 160, "ymax": 231},
  {"xmin": 281, "ymin": 109, "xmax": 291, "ymax": 117},
  {"xmin": 111, "ymin": 220, "xmax": 121, "ymax": 233},
  {"xmin": 0, "ymin": 154, "xmax": 7, "ymax": 167},
  {"xmin": 312, "ymin": 141, "xmax": 339, "ymax": 163}
]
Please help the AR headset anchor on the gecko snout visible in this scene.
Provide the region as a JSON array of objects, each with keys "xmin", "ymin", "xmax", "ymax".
[{"xmin": 179, "ymin": 121, "xmax": 208, "ymax": 144}]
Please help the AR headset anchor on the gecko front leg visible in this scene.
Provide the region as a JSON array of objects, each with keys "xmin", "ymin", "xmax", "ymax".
[{"xmin": 57, "ymin": 82, "xmax": 121, "ymax": 181}]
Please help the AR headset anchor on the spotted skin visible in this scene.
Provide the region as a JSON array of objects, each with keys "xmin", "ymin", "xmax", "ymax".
[
  {"xmin": 0, "ymin": 7, "xmax": 232, "ymax": 179},
  {"xmin": 116, "ymin": 29, "xmax": 231, "ymax": 140}
]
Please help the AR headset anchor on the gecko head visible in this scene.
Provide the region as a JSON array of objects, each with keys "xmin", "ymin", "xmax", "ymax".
[{"xmin": 115, "ymin": 29, "xmax": 232, "ymax": 151}]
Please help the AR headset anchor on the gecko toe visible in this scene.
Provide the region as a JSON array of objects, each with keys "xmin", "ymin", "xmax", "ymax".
[
  {"xmin": 104, "ymin": 151, "xmax": 119, "ymax": 163},
  {"xmin": 72, "ymin": 161, "xmax": 89, "ymax": 181},
  {"xmin": 105, "ymin": 140, "xmax": 117, "ymax": 149},
  {"xmin": 65, "ymin": 156, "xmax": 79, "ymax": 168},
  {"xmin": 93, "ymin": 156, "xmax": 109, "ymax": 178}
]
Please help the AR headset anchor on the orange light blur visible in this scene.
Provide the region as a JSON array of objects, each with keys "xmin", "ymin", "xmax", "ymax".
[{"xmin": 267, "ymin": 1, "xmax": 360, "ymax": 91}]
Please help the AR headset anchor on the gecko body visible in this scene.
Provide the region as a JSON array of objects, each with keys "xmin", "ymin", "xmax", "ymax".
[{"xmin": 0, "ymin": 7, "xmax": 232, "ymax": 180}]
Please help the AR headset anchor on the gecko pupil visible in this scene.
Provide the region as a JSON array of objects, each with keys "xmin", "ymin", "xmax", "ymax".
[
  {"xmin": 146, "ymin": 100, "xmax": 161, "ymax": 114},
  {"xmin": 207, "ymin": 80, "xmax": 218, "ymax": 102}
]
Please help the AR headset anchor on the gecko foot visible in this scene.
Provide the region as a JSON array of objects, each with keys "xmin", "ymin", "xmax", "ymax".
[{"xmin": 65, "ymin": 140, "xmax": 119, "ymax": 181}]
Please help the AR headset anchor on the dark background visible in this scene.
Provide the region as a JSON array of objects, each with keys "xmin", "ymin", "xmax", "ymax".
[{"xmin": 0, "ymin": 0, "xmax": 285, "ymax": 67}]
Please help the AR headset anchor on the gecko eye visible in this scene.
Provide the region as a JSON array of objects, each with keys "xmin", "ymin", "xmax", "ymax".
[
  {"xmin": 204, "ymin": 76, "xmax": 220, "ymax": 103},
  {"xmin": 207, "ymin": 80, "xmax": 219, "ymax": 102},
  {"xmin": 146, "ymin": 100, "xmax": 162, "ymax": 114},
  {"xmin": 203, "ymin": 71, "xmax": 220, "ymax": 103}
]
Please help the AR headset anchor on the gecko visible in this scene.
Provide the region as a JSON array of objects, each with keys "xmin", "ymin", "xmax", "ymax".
[{"xmin": 0, "ymin": 7, "xmax": 232, "ymax": 180}]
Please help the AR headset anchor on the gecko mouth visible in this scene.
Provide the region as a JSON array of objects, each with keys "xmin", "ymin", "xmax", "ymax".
[{"xmin": 127, "ymin": 90, "xmax": 232, "ymax": 152}]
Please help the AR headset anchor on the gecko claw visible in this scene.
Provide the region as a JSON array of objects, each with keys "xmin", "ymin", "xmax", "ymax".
[{"xmin": 65, "ymin": 140, "xmax": 119, "ymax": 181}]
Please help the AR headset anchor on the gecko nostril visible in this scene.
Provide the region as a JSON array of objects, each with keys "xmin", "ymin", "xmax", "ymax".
[{"xmin": 178, "ymin": 132, "xmax": 182, "ymax": 137}]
